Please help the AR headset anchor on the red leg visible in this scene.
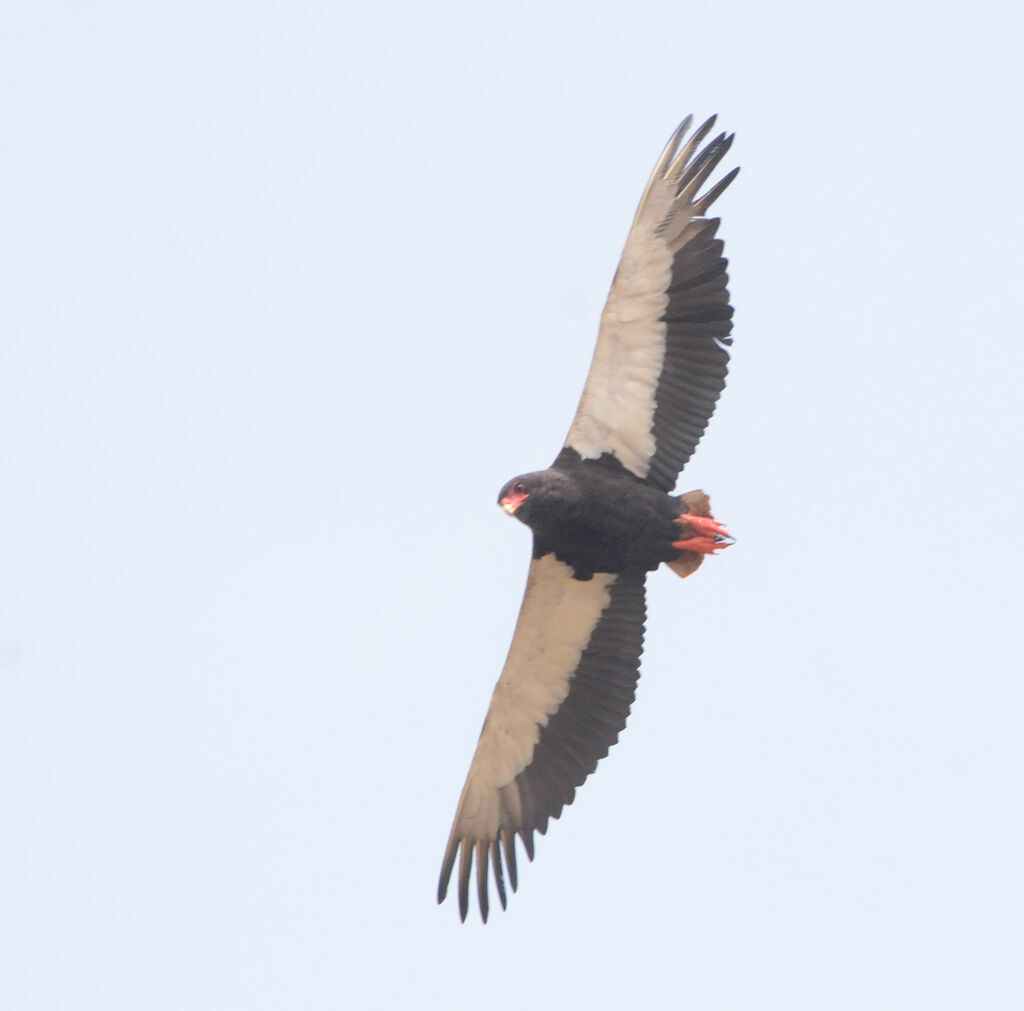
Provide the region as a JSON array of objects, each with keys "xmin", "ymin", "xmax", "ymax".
[
  {"xmin": 673, "ymin": 512, "xmax": 734, "ymax": 555},
  {"xmin": 671, "ymin": 536, "xmax": 729, "ymax": 555},
  {"xmin": 677, "ymin": 514, "xmax": 732, "ymax": 540}
]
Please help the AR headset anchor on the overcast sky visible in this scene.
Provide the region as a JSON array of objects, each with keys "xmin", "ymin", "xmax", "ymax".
[{"xmin": 2, "ymin": 2, "xmax": 1023, "ymax": 1008}]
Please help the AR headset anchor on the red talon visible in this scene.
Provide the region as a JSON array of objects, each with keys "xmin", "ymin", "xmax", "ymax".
[
  {"xmin": 671, "ymin": 536, "xmax": 728, "ymax": 555},
  {"xmin": 668, "ymin": 494, "xmax": 734, "ymax": 578},
  {"xmin": 672, "ymin": 511, "xmax": 734, "ymax": 556},
  {"xmin": 676, "ymin": 514, "xmax": 733, "ymax": 540}
]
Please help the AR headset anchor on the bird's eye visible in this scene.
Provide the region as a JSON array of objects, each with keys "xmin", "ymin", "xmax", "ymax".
[{"xmin": 514, "ymin": 483, "xmax": 524, "ymax": 493}]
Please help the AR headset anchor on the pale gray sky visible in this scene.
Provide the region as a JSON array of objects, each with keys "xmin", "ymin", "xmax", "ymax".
[{"xmin": 2, "ymin": 1, "xmax": 1022, "ymax": 1008}]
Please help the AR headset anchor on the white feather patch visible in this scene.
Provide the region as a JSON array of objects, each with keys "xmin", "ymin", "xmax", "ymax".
[
  {"xmin": 450, "ymin": 556, "xmax": 616, "ymax": 841},
  {"xmin": 565, "ymin": 229, "xmax": 672, "ymax": 477},
  {"xmin": 565, "ymin": 124, "xmax": 708, "ymax": 478}
]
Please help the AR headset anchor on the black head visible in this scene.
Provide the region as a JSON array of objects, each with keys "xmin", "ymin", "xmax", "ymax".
[{"xmin": 497, "ymin": 469, "xmax": 581, "ymax": 527}]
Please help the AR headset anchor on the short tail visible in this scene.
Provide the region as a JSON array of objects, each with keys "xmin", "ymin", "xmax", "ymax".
[{"xmin": 668, "ymin": 490, "xmax": 713, "ymax": 579}]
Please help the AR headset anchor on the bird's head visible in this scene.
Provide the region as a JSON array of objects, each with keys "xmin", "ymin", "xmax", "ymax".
[
  {"xmin": 498, "ymin": 477, "xmax": 532, "ymax": 517},
  {"xmin": 497, "ymin": 469, "xmax": 580, "ymax": 526}
]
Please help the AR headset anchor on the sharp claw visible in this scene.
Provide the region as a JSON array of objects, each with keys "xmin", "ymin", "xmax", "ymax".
[{"xmin": 672, "ymin": 536, "xmax": 724, "ymax": 554}]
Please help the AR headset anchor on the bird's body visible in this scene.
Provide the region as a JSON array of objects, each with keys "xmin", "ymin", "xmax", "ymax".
[
  {"xmin": 439, "ymin": 116, "xmax": 739, "ymax": 921},
  {"xmin": 502, "ymin": 450, "xmax": 693, "ymax": 579}
]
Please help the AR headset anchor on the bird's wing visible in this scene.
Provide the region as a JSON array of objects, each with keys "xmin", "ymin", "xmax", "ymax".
[
  {"xmin": 438, "ymin": 554, "xmax": 646, "ymax": 921},
  {"xmin": 563, "ymin": 116, "xmax": 738, "ymax": 492}
]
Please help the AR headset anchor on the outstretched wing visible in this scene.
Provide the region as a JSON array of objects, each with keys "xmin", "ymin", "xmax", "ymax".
[
  {"xmin": 564, "ymin": 116, "xmax": 738, "ymax": 492},
  {"xmin": 438, "ymin": 555, "xmax": 646, "ymax": 922}
]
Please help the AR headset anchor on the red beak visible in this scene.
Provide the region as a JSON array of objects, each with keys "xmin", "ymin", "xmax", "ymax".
[{"xmin": 500, "ymin": 489, "xmax": 530, "ymax": 515}]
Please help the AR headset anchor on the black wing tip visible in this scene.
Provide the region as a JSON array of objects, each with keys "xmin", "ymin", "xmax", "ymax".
[
  {"xmin": 437, "ymin": 842, "xmax": 456, "ymax": 905},
  {"xmin": 439, "ymin": 834, "xmax": 513, "ymax": 923},
  {"xmin": 476, "ymin": 840, "xmax": 490, "ymax": 923},
  {"xmin": 695, "ymin": 113, "xmax": 718, "ymax": 137},
  {"xmin": 695, "ymin": 164, "xmax": 740, "ymax": 215},
  {"xmin": 492, "ymin": 839, "xmax": 508, "ymax": 911},
  {"xmin": 502, "ymin": 828, "xmax": 519, "ymax": 893},
  {"xmin": 675, "ymin": 113, "xmax": 694, "ymax": 137},
  {"xmin": 716, "ymin": 162, "xmax": 741, "ymax": 187},
  {"xmin": 679, "ymin": 130, "xmax": 736, "ymax": 204},
  {"xmin": 711, "ymin": 132, "xmax": 735, "ymax": 168},
  {"xmin": 457, "ymin": 841, "xmax": 472, "ymax": 922}
]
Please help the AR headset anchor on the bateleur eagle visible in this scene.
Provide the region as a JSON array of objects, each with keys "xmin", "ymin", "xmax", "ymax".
[{"xmin": 439, "ymin": 116, "xmax": 739, "ymax": 921}]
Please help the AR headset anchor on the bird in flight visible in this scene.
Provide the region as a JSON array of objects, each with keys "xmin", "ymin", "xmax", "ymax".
[{"xmin": 438, "ymin": 116, "xmax": 739, "ymax": 922}]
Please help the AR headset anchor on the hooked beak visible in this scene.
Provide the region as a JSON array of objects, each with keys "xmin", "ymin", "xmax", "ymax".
[{"xmin": 500, "ymin": 489, "xmax": 529, "ymax": 515}]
